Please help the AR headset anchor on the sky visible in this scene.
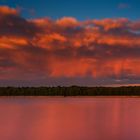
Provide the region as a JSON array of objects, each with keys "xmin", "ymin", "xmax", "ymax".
[
  {"xmin": 0, "ymin": 0, "xmax": 140, "ymax": 20},
  {"xmin": 0, "ymin": 0, "xmax": 140, "ymax": 86}
]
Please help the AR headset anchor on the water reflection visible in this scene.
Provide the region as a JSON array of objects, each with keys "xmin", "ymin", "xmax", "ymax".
[{"xmin": 0, "ymin": 97, "xmax": 140, "ymax": 140}]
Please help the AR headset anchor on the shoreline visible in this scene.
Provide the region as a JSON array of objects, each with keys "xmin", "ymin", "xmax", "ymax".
[{"xmin": 0, "ymin": 95, "xmax": 140, "ymax": 98}]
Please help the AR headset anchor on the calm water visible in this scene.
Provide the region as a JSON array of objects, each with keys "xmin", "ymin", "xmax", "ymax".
[{"xmin": 0, "ymin": 97, "xmax": 140, "ymax": 140}]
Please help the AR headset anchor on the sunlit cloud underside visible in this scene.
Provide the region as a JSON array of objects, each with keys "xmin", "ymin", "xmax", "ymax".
[{"xmin": 0, "ymin": 6, "xmax": 140, "ymax": 86}]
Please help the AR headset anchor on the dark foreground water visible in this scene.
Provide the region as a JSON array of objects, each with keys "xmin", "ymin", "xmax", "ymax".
[{"xmin": 0, "ymin": 97, "xmax": 140, "ymax": 140}]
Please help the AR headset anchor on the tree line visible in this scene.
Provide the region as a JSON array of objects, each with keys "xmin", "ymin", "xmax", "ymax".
[{"xmin": 0, "ymin": 86, "xmax": 140, "ymax": 96}]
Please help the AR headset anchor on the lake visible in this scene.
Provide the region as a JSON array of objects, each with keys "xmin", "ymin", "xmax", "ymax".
[{"xmin": 0, "ymin": 97, "xmax": 140, "ymax": 140}]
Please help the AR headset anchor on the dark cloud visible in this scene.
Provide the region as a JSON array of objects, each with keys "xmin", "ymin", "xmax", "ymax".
[
  {"xmin": 0, "ymin": 6, "xmax": 41, "ymax": 38},
  {"xmin": 118, "ymin": 3, "xmax": 130, "ymax": 9}
]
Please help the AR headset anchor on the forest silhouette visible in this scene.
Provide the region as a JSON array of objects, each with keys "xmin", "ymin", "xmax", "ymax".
[{"xmin": 0, "ymin": 86, "xmax": 140, "ymax": 96}]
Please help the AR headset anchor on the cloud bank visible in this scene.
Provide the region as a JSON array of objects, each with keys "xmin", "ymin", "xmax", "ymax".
[{"xmin": 0, "ymin": 6, "xmax": 140, "ymax": 86}]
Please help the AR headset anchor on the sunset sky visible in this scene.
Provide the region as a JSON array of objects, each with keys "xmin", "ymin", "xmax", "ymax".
[{"xmin": 0, "ymin": 0, "xmax": 140, "ymax": 86}]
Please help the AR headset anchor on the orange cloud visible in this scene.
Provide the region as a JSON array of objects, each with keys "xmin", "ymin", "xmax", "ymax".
[
  {"xmin": 56, "ymin": 17, "xmax": 79, "ymax": 27},
  {"xmin": 0, "ymin": 6, "xmax": 140, "ymax": 86},
  {"xmin": 0, "ymin": 6, "xmax": 18, "ymax": 15},
  {"xmin": 93, "ymin": 18, "xmax": 129, "ymax": 31},
  {"xmin": 0, "ymin": 36, "xmax": 28, "ymax": 49}
]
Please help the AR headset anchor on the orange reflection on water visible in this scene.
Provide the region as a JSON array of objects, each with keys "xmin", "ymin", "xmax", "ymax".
[{"xmin": 0, "ymin": 97, "xmax": 140, "ymax": 140}]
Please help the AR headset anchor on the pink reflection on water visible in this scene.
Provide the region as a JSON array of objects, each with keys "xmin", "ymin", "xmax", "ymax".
[{"xmin": 0, "ymin": 97, "xmax": 140, "ymax": 140}]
